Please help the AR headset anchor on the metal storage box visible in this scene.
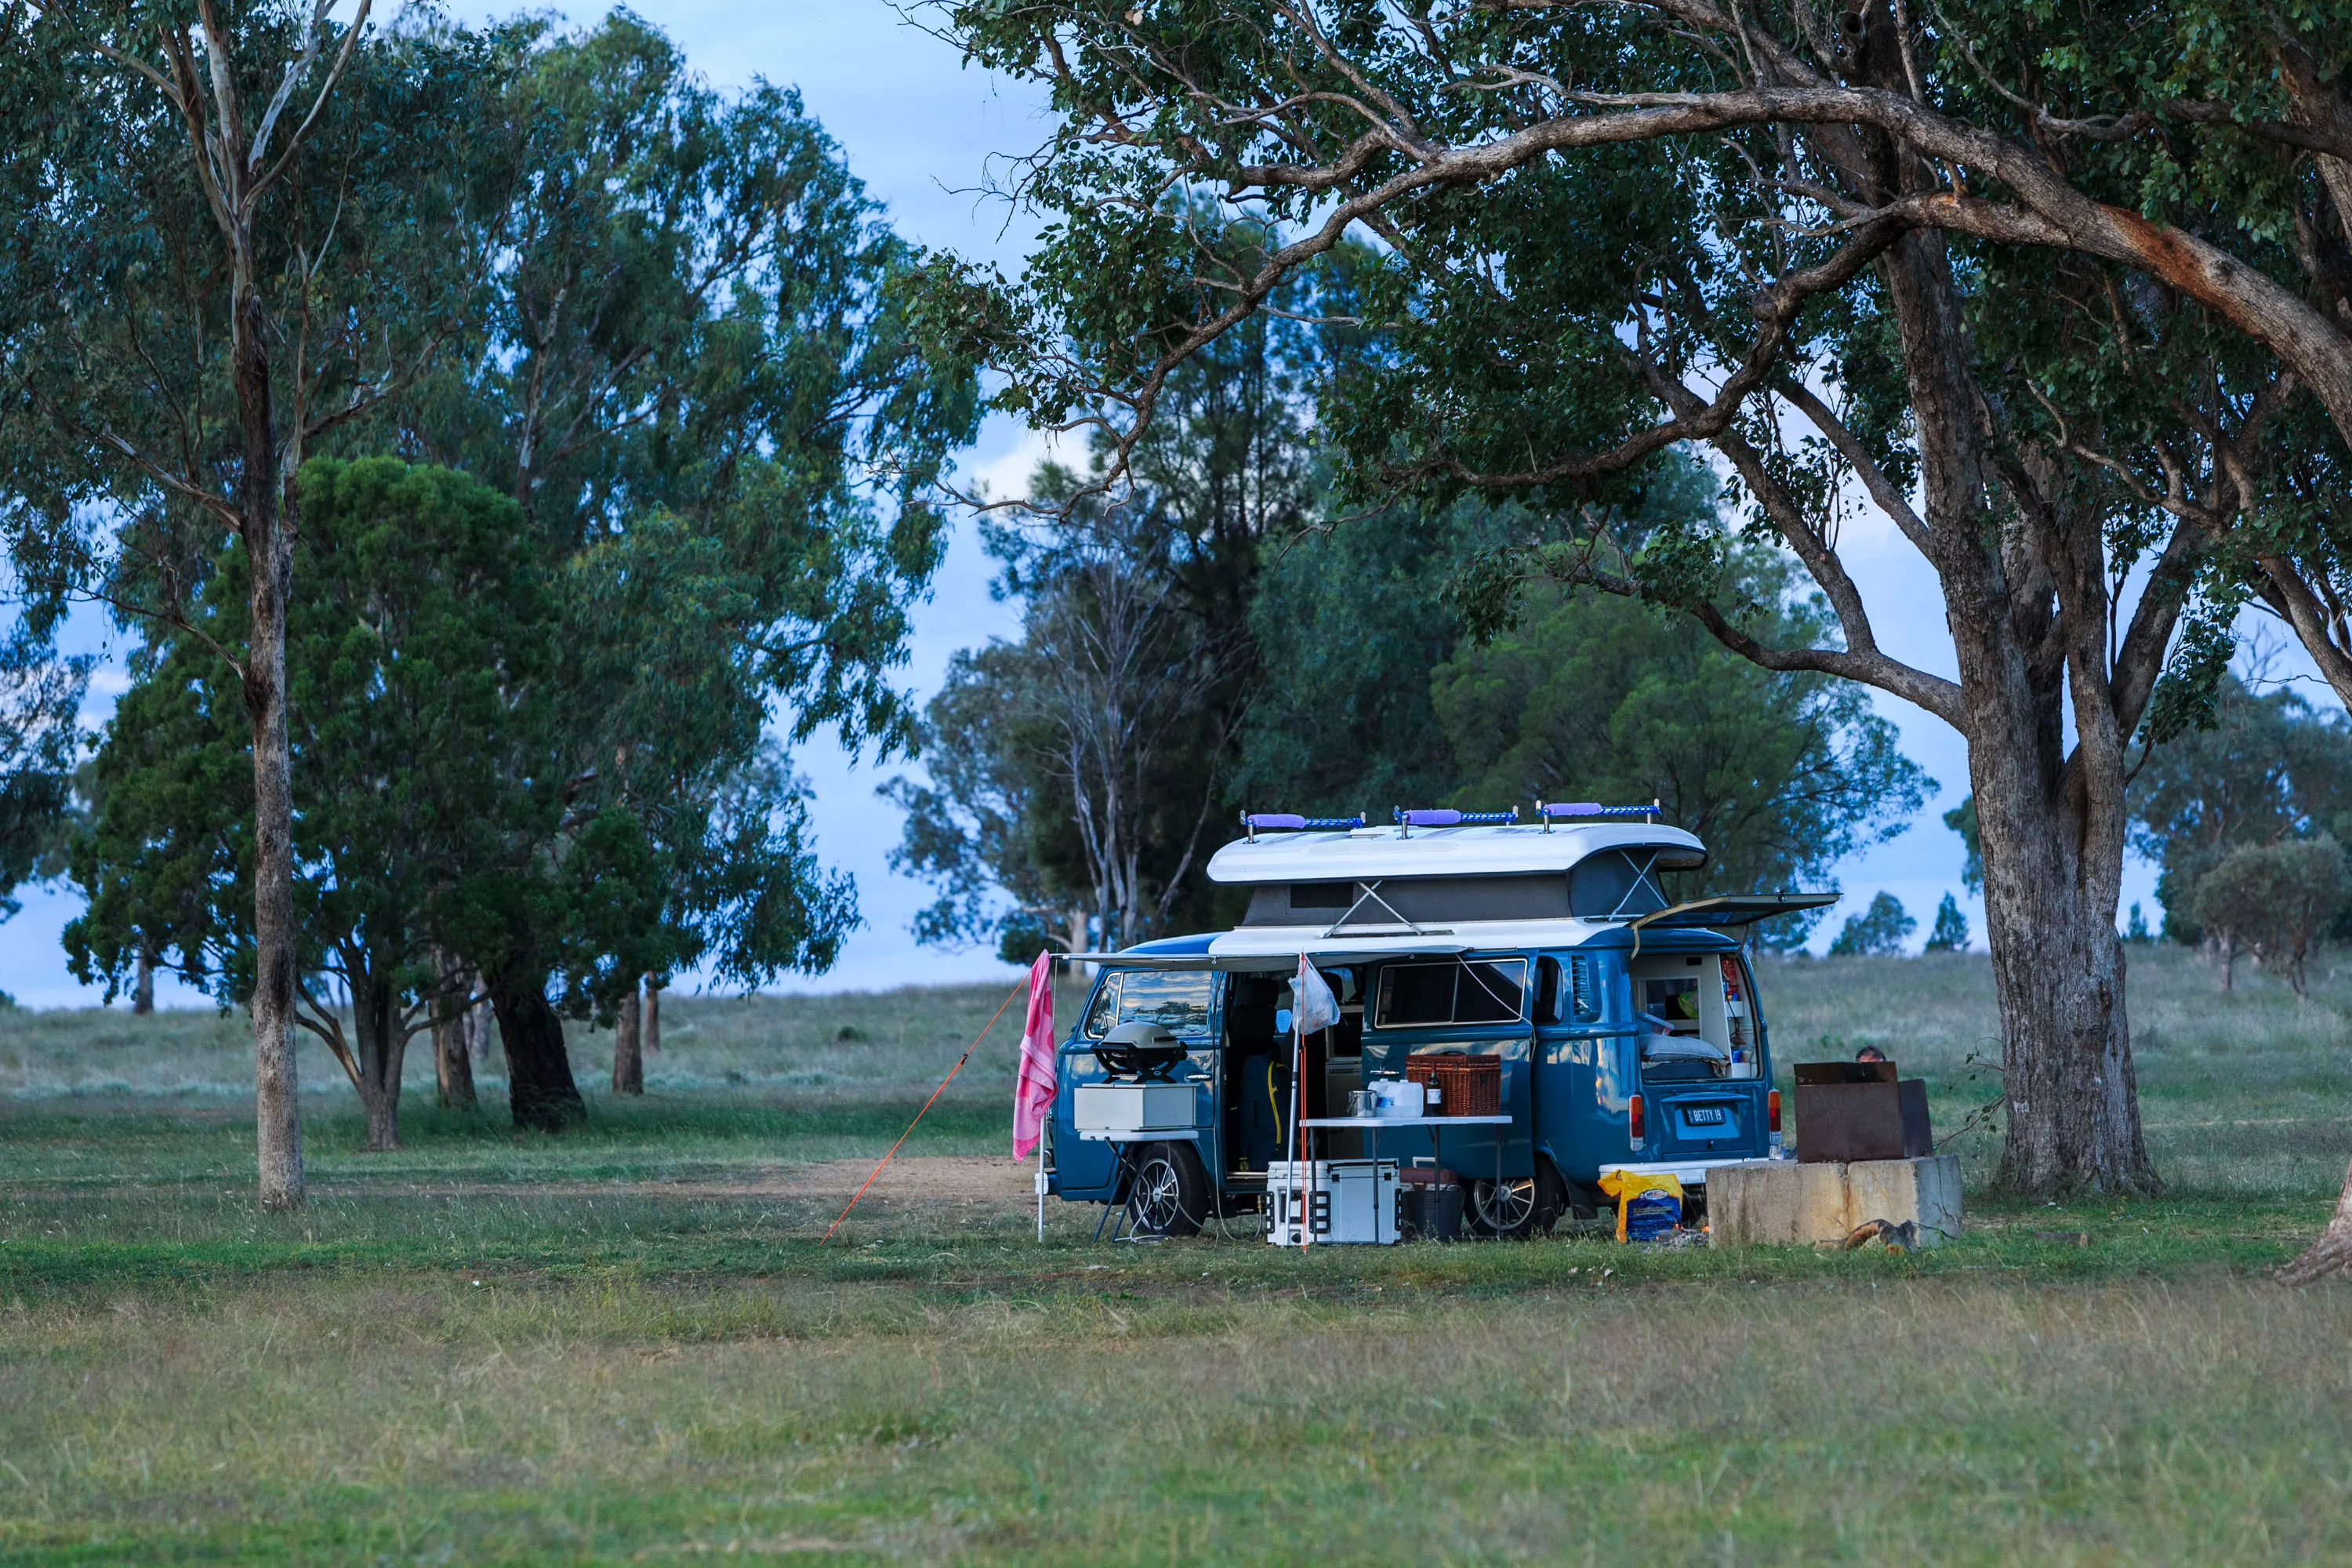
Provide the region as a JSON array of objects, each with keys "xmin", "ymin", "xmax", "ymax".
[{"xmin": 1073, "ymin": 1082, "xmax": 1199, "ymax": 1138}]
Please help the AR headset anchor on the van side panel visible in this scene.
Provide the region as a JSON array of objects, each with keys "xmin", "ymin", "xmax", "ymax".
[{"xmin": 1533, "ymin": 948, "xmax": 1637, "ymax": 1185}]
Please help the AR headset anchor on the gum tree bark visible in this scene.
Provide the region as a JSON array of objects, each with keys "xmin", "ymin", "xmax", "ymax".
[
  {"xmin": 2281, "ymin": 1160, "xmax": 2352, "ymax": 1283},
  {"xmin": 612, "ymin": 985, "xmax": 643, "ymax": 1095},
  {"xmin": 642, "ymin": 977, "xmax": 660, "ymax": 1056},
  {"xmin": 434, "ymin": 954, "xmax": 477, "ymax": 1112}
]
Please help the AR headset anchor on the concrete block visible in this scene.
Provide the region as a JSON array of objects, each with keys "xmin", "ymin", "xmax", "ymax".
[{"xmin": 1708, "ymin": 1155, "xmax": 1962, "ymax": 1247}]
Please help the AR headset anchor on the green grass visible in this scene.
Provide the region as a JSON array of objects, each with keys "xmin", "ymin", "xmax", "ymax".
[{"xmin": 0, "ymin": 949, "xmax": 2346, "ymax": 1565}]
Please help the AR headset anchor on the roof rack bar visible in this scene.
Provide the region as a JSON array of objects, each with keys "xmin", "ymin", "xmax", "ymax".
[
  {"xmin": 1535, "ymin": 799, "xmax": 1664, "ymax": 830},
  {"xmin": 1392, "ymin": 805, "xmax": 1519, "ymax": 837},
  {"xmin": 1239, "ymin": 810, "xmax": 1367, "ymax": 842}
]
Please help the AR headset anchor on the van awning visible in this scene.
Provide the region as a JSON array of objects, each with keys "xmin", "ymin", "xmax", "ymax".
[
  {"xmin": 1626, "ymin": 893, "xmax": 1839, "ymax": 933},
  {"xmin": 1063, "ymin": 942, "xmax": 1472, "ymax": 972}
]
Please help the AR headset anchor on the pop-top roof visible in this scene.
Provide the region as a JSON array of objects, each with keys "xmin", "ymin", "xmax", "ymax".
[{"xmin": 1203, "ymin": 821, "xmax": 1705, "ymax": 885}]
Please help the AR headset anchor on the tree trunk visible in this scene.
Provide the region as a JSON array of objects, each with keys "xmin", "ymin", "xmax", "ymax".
[
  {"xmin": 434, "ymin": 955, "xmax": 477, "ymax": 1112},
  {"xmin": 132, "ymin": 942, "xmax": 154, "ymax": 1015},
  {"xmin": 238, "ymin": 274, "xmax": 303, "ymax": 1210},
  {"xmin": 351, "ymin": 973, "xmax": 406, "ymax": 1152},
  {"xmin": 2280, "ymin": 1157, "xmax": 2352, "ymax": 1283},
  {"xmin": 1877, "ymin": 222, "xmax": 2157, "ymax": 1196},
  {"xmin": 612, "ymin": 986, "xmax": 643, "ymax": 1095},
  {"xmin": 642, "ymin": 977, "xmax": 660, "ymax": 1054},
  {"xmin": 469, "ymin": 975, "xmax": 493, "ymax": 1061},
  {"xmin": 490, "ymin": 975, "xmax": 586, "ymax": 1133}
]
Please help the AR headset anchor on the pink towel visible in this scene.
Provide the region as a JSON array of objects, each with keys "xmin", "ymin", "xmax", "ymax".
[{"xmin": 1013, "ymin": 949, "xmax": 1057, "ymax": 1160}]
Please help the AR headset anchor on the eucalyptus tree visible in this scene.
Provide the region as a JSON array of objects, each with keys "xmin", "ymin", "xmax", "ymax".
[
  {"xmin": 357, "ymin": 16, "xmax": 975, "ymax": 1121},
  {"xmin": 927, "ymin": 0, "xmax": 2352, "ymax": 1193},
  {"xmin": 0, "ymin": 1, "xmax": 522, "ymax": 1207}
]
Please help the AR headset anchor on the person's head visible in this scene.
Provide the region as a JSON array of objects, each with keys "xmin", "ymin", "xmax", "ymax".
[{"xmin": 1855, "ymin": 1045, "xmax": 1887, "ymax": 1063}]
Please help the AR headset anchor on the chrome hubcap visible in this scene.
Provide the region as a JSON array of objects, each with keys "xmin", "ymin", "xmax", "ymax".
[
  {"xmin": 1131, "ymin": 1157, "xmax": 1182, "ymax": 1232},
  {"xmin": 1473, "ymin": 1178, "xmax": 1535, "ymax": 1232}
]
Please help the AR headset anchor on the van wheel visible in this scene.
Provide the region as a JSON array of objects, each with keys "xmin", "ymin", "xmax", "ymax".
[
  {"xmin": 1469, "ymin": 1163, "xmax": 1565, "ymax": 1239},
  {"xmin": 1127, "ymin": 1142, "xmax": 1209, "ymax": 1237}
]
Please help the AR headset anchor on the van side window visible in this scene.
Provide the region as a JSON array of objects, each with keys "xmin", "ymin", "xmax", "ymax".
[
  {"xmin": 1082, "ymin": 974, "xmax": 1123, "ymax": 1038},
  {"xmin": 1373, "ymin": 959, "xmax": 1527, "ymax": 1026},
  {"xmin": 1568, "ymin": 955, "xmax": 1603, "ymax": 1023}
]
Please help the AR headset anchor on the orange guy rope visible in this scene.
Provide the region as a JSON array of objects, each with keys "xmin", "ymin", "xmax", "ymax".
[{"xmin": 820, "ymin": 978, "xmax": 1026, "ymax": 1245}]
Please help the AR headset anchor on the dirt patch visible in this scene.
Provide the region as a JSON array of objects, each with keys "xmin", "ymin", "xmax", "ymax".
[{"xmin": 759, "ymin": 1155, "xmax": 1035, "ymax": 1202}]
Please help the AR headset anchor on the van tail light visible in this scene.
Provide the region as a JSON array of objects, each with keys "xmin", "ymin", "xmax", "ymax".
[
  {"xmin": 1768, "ymin": 1089, "xmax": 1782, "ymax": 1134},
  {"xmin": 1628, "ymin": 1094, "xmax": 1645, "ymax": 1148}
]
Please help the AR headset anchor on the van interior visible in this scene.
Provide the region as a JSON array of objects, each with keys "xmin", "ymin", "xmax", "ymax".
[
  {"xmin": 1628, "ymin": 952, "xmax": 1755, "ymax": 1081},
  {"xmin": 1221, "ymin": 967, "xmax": 1367, "ymax": 1181}
]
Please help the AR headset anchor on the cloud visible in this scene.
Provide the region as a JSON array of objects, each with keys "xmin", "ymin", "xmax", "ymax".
[{"xmin": 963, "ymin": 426, "xmax": 1076, "ymax": 506}]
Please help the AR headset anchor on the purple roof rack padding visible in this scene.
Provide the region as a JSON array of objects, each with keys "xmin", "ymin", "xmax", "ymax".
[
  {"xmin": 1240, "ymin": 811, "xmax": 1368, "ymax": 837},
  {"xmin": 1392, "ymin": 807, "xmax": 1520, "ymax": 831},
  {"xmin": 1539, "ymin": 801, "xmax": 1657, "ymax": 819}
]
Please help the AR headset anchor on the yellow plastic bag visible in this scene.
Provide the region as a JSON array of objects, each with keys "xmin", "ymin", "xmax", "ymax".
[{"xmin": 1597, "ymin": 1169, "xmax": 1686, "ymax": 1243}]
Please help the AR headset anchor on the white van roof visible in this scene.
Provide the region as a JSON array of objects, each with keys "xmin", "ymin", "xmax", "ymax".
[{"xmin": 1203, "ymin": 822, "xmax": 1706, "ymax": 884}]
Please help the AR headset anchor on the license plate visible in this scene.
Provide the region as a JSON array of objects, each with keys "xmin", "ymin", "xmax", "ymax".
[{"xmin": 1683, "ymin": 1107, "xmax": 1727, "ymax": 1126}]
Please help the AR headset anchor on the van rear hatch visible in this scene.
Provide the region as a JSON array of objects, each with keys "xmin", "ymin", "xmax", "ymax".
[{"xmin": 1651, "ymin": 1087, "xmax": 1757, "ymax": 1158}]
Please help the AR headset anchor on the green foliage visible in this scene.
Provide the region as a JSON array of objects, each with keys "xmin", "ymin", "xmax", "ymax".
[
  {"xmin": 67, "ymin": 459, "xmax": 553, "ymax": 1018},
  {"xmin": 2128, "ymin": 902, "xmax": 2154, "ymax": 944},
  {"xmin": 1432, "ymin": 560, "xmax": 1929, "ymax": 939},
  {"xmin": 373, "ymin": 12, "xmax": 980, "ymax": 764},
  {"xmin": 1926, "ymin": 893, "xmax": 1971, "ymax": 953},
  {"xmin": 887, "ymin": 256, "xmax": 1319, "ymax": 953},
  {"xmin": 1830, "ymin": 893, "xmax": 1916, "ymax": 957},
  {"xmin": 2192, "ymin": 837, "xmax": 2352, "ymax": 996},
  {"xmin": 2129, "ymin": 675, "xmax": 2352, "ymax": 942},
  {"xmin": 0, "ymin": 5, "xmax": 519, "ymax": 625}
]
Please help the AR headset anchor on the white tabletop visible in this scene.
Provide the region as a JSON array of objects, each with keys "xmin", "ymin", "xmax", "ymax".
[{"xmin": 1298, "ymin": 1114, "xmax": 1514, "ymax": 1128}]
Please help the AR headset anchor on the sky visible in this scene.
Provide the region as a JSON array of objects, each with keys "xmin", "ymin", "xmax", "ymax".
[{"xmin": 0, "ymin": 1, "xmax": 2201, "ymax": 1006}]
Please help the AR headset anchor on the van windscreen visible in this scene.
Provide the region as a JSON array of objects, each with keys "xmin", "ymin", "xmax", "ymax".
[{"xmin": 1084, "ymin": 971, "xmax": 1215, "ymax": 1038}]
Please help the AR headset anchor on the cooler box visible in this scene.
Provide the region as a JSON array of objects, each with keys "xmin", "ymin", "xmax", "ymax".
[{"xmin": 1265, "ymin": 1160, "xmax": 1400, "ymax": 1245}]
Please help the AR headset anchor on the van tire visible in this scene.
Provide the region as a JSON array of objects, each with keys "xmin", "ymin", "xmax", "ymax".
[
  {"xmin": 1468, "ymin": 1160, "xmax": 1566, "ymax": 1239},
  {"xmin": 1127, "ymin": 1141, "xmax": 1210, "ymax": 1237}
]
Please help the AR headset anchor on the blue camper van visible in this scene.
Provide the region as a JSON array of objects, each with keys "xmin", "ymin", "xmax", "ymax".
[{"xmin": 1043, "ymin": 805, "xmax": 1831, "ymax": 1237}]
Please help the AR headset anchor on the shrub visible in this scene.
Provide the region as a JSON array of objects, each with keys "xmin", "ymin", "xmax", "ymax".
[
  {"xmin": 2190, "ymin": 836, "xmax": 2352, "ymax": 996},
  {"xmin": 1829, "ymin": 892, "xmax": 1914, "ymax": 957}
]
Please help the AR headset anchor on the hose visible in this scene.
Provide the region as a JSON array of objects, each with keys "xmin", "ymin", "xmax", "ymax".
[{"xmin": 1267, "ymin": 1058, "xmax": 1283, "ymax": 1152}]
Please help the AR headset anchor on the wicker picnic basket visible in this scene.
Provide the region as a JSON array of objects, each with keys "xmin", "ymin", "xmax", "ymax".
[{"xmin": 1406, "ymin": 1052, "xmax": 1501, "ymax": 1117}]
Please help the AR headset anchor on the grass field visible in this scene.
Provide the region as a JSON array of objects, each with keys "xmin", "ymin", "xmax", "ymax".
[{"xmin": 0, "ymin": 946, "xmax": 2346, "ymax": 1565}]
